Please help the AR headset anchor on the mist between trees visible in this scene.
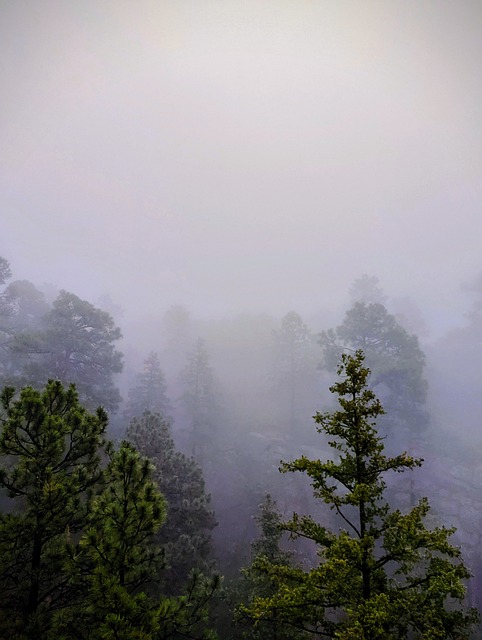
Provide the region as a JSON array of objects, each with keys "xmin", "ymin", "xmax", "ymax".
[{"xmin": 1, "ymin": 259, "xmax": 482, "ymax": 638}]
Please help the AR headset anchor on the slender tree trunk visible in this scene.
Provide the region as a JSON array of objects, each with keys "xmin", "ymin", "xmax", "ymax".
[
  {"xmin": 27, "ymin": 527, "xmax": 42, "ymax": 615},
  {"xmin": 26, "ymin": 523, "xmax": 44, "ymax": 640}
]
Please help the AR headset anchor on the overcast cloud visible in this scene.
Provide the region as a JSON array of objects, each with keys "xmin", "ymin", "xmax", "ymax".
[{"xmin": 2, "ymin": 1, "xmax": 482, "ymax": 328}]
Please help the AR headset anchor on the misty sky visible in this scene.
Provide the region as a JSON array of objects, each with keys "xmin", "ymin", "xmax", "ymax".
[{"xmin": 2, "ymin": 1, "xmax": 482, "ymax": 328}]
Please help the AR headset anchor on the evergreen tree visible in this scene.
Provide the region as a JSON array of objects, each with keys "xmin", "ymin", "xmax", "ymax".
[
  {"xmin": 0, "ymin": 380, "xmax": 109, "ymax": 639},
  {"xmin": 0, "ymin": 280, "xmax": 49, "ymax": 386},
  {"xmin": 320, "ymin": 302, "xmax": 428, "ymax": 448},
  {"xmin": 179, "ymin": 338, "xmax": 218, "ymax": 459},
  {"xmin": 125, "ymin": 352, "xmax": 171, "ymax": 420},
  {"xmin": 349, "ymin": 274, "xmax": 387, "ymax": 306},
  {"xmin": 243, "ymin": 351, "xmax": 478, "ymax": 639},
  {"xmin": 0, "ymin": 257, "xmax": 11, "ymax": 287},
  {"xmin": 249, "ymin": 495, "xmax": 292, "ymax": 565},
  {"xmin": 21, "ymin": 290, "xmax": 123, "ymax": 412},
  {"xmin": 237, "ymin": 494, "xmax": 300, "ymax": 640},
  {"xmin": 126, "ymin": 412, "xmax": 217, "ymax": 595},
  {"xmin": 57, "ymin": 442, "xmax": 168, "ymax": 639},
  {"xmin": 0, "ymin": 257, "xmax": 14, "ymax": 371},
  {"xmin": 57, "ymin": 440, "xmax": 218, "ymax": 640},
  {"xmin": 0, "ymin": 379, "xmax": 218, "ymax": 640},
  {"xmin": 272, "ymin": 312, "xmax": 316, "ymax": 436},
  {"xmin": 4, "ymin": 280, "xmax": 49, "ymax": 332}
]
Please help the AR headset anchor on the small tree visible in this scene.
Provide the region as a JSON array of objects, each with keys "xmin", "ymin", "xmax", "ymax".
[
  {"xmin": 245, "ymin": 351, "xmax": 478, "ymax": 639},
  {"xmin": 124, "ymin": 352, "xmax": 171, "ymax": 420},
  {"xmin": 0, "ymin": 257, "xmax": 14, "ymax": 372},
  {"xmin": 237, "ymin": 494, "xmax": 300, "ymax": 640}
]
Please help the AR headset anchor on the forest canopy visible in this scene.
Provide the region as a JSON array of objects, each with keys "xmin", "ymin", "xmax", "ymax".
[{"xmin": 0, "ymin": 256, "xmax": 480, "ymax": 639}]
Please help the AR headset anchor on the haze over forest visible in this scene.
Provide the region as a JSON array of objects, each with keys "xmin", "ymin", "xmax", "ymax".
[{"xmin": 2, "ymin": 2, "xmax": 482, "ymax": 638}]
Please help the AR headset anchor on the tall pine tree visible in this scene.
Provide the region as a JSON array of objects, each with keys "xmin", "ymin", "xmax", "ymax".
[
  {"xmin": 244, "ymin": 351, "xmax": 478, "ymax": 639},
  {"xmin": 126, "ymin": 412, "xmax": 217, "ymax": 595},
  {"xmin": 179, "ymin": 338, "xmax": 218, "ymax": 460},
  {"xmin": 0, "ymin": 381, "xmax": 109, "ymax": 639}
]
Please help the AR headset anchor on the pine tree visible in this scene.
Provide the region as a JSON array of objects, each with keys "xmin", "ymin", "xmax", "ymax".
[
  {"xmin": 320, "ymin": 302, "xmax": 428, "ymax": 451},
  {"xmin": 0, "ymin": 380, "xmax": 109, "ymax": 639},
  {"xmin": 57, "ymin": 440, "xmax": 219, "ymax": 640},
  {"xmin": 21, "ymin": 291, "xmax": 124, "ymax": 412},
  {"xmin": 179, "ymin": 338, "xmax": 218, "ymax": 459},
  {"xmin": 349, "ymin": 274, "xmax": 387, "ymax": 306},
  {"xmin": 0, "ymin": 257, "xmax": 15, "ymax": 376},
  {"xmin": 126, "ymin": 412, "xmax": 217, "ymax": 595},
  {"xmin": 237, "ymin": 494, "xmax": 300, "ymax": 640},
  {"xmin": 272, "ymin": 312, "xmax": 315, "ymax": 436},
  {"xmin": 124, "ymin": 352, "xmax": 171, "ymax": 420},
  {"xmin": 57, "ymin": 442, "xmax": 167, "ymax": 639},
  {"xmin": 244, "ymin": 351, "xmax": 478, "ymax": 639}
]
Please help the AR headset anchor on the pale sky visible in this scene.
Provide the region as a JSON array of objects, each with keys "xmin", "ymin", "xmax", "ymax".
[{"xmin": 2, "ymin": 1, "xmax": 482, "ymax": 328}]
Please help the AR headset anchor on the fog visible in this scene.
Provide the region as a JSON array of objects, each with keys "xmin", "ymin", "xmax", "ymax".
[
  {"xmin": 2, "ymin": 0, "xmax": 482, "ymax": 331},
  {"xmin": 3, "ymin": 3, "xmax": 482, "ymax": 630}
]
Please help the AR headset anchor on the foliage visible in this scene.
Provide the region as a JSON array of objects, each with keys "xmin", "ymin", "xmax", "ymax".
[
  {"xmin": 349, "ymin": 275, "xmax": 387, "ymax": 306},
  {"xmin": 0, "ymin": 257, "xmax": 12, "ymax": 287},
  {"xmin": 0, "ymin": 380, "xmax": 109, "ymax": 639},
  {"xmin": 0, "ymin": 257, "xmax": 15, "ymax": 365},
  {"xmin": 0, "ymin": 260, "xmax": 124, "ymax": 413},
  {"xmin": 0, "ymin": 379, "xmax": 218, "ymax": 640},
  {"xmin": 320, "ymin": 302, "xmax": 428, "ymax": 445},
  {"xmin": 56, "ymin": 441, "xmax": 167, "ymax": 639},
  {"xmin": 4, "ymin": 280, "xmax": 49, "ymax": 331},
  {"xmin": 272, "ymin": 312, "xmax": 316, "ymax": 435},
  {"xmin": 243, "ymin": 351, "xmax": 478, "ymax": 639},
  {"xmin": 236, "ymin": 494, "xmax": 301, "ymax": 640},
  {"xmin": 249, "ymin": 495, "xmax": 292, "ymax": 564},
  {"xmin": 57, "ymin": 440, "xmax": 219, "ymax": 639},
  {"xmin": 125, "ymin": 352, "xmax": 171, "ymax": 420},
  {"xmin": 179, "ymin": 338, "xmax": 218, "ymax": 459},
  {"xmin": 126, "ymin": 412, "xmax": 217, "ymax": 595},
  {"xmin": 0, "ymin": 280, "xmax": 50, "ymax": 385},
  {"xmin": 20, "ymin": 290, "xmax": 124, "ymax": 412},
  {"xmin": 0, "ymin": 260, "xmax": 123, "ymax": 412}
]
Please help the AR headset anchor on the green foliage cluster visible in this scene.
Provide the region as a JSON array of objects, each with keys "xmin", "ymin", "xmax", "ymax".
[
  {"xmin": 320, "ymin": 302, "xmax": 429, "ymax": 443},
  {"xmin": 127, "ymin": 412, "xmax": 217, "ymax": 594},
  {"xmin": 0, "ymin": 381, "xmax": 218, "ymax": 640},
  {"xmin": 0, "ymin": 258, "xmax": 124, "ymax": 412},
  {"xmin": 236, "ymin": 494, "xmax": 302, "ymax": 640},
  {"xmin": 124, "ymin": 352, "xmax": 171, "ymax": 421},
  {"xmin": 23, "ymin": 291, "xmax": 124, "ymax": 412},
  {"xmin": 241, "ymin": 351, "xmax": 478, "ymax": 639},
  {"xmin": 0, "ymin": 380, "xmax": 109, "ymax": 638}
]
